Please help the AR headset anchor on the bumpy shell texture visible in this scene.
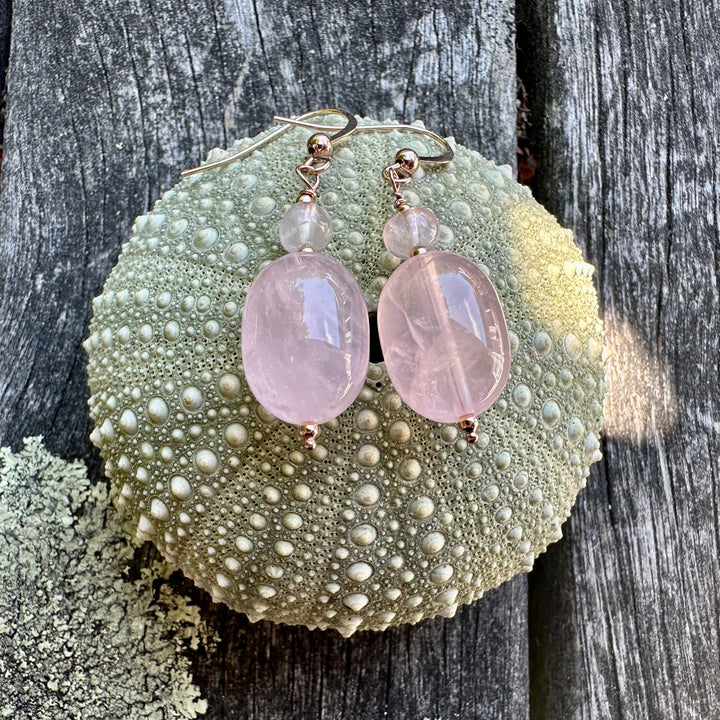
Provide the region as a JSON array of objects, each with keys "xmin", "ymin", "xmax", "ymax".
[{"xmin": 84, "ymin": 119, "xmax": 606, "ymax": 637}]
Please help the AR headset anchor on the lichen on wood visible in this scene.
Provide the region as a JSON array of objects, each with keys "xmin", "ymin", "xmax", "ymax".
[{"xmin": 0, "ymin": 436, "xmax": 213, "ymax": 719}]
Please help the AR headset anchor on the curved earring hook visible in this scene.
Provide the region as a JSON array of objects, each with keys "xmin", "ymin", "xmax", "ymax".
[
  {"xmin": 274, "ymin": 118, "xmax": 453, "ymax": 166},
  {"xmin": 358, "ymin": 122, "xmax": 453, "ymax": 166},
  {"xmin": 181, "ymin": 108, "xmax": 358, "ymax": 178}
]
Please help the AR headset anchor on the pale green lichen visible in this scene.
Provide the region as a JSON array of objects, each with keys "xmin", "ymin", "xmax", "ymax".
[
  {"xmin": 84, "ymin": 118, "xmax": 606, "ymax": 636},
  {"xmin": 0, "ymin": 437, "xmax": 212, "ymax": 718}
]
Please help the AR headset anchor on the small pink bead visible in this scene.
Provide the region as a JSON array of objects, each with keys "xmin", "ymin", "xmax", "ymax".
[
  {"xmin": 377, "ymin": 251, "xmax": 511, "ymax": 423},
  {"xmin": 279, "ymin": 201, "xmax": 333, "ymax": 253},
  {"xmin": 383, "ymin": 207, "xmax": 439, "ymax": 258},
  {"xmin": 241, "ymin": 252, "xmax": 369, "ymax": 426}
]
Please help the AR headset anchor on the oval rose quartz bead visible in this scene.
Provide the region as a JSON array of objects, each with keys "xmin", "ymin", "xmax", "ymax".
[
  {"xmin": 241, "ymin": 252, "xmax": 369, "ymax": 426},
  {"xmin": 377, "ymin": 251, "xmax": 511, "ymax": 423}
]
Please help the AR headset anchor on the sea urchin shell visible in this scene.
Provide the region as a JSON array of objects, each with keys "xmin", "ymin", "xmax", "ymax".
[{"xmin": 84, "ymin": 119, "xmax": 606, "ymax": 636}]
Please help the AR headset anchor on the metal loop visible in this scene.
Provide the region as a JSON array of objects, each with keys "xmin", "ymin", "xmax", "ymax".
[
  {"xmin": 294, "ymin": 152, "xmax": 333, "ymax": 197},
  {"xmin": 382, "ymin": 164, "xmax": 412, "ymax": 199},
  {"xmin": 382, "ymin": 163, "xmax": 412, "ymax": 185},
  {"xmin": 296, "ymin": 165, "xmax": 321, "ymax": 193},
  {"xmin": 299, "ymin": 156, "xmax": 331, "ymax": 175}
]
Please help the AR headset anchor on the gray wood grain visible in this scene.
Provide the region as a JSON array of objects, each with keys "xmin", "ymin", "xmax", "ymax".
[
  {"xmin": 181, "ymin": 577, "xmax": 528, "ymax": 720},
  {"xmin": 0, "ymin": 0, "xmax": 10, "ymax": 111},
  {"xmin": 0, "ymin": 1, "xmax": 526, "ymax": 717},
  {"xmin": 518, "ymin": 0, "xmax": 720, "ymax": 717}
]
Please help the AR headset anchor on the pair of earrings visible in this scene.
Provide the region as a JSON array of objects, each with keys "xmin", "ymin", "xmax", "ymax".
[{"xmin": 183, "ymin": 109, "xmax": 511, "ymax": 449}]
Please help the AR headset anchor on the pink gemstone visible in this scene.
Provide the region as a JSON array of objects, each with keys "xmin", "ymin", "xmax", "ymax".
[
  {"xmin": 383, "ymin": 207, "xmax": 439, "ymax": 258},
  {"xmin": 279, "ymin": 201, "xmax": 333, "ymax": 253},
  {"xmin": 377, "ymin": 251, "xmax": 511, "ymax": 423},
  {"xmin": 241, "ymin": 252, "xmax": 369, "ymax": 426}
]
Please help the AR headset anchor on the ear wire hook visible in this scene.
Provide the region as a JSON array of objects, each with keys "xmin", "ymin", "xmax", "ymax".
[
  {"xmin": 272, "ymin": 117, "xmax": 453, "ymax": 210},
  {"xmin": 357, "ymin": 122, "xmax": 453, "ymax": 166},
  {"xmin": 274, "ymin": 113, "xmax": 358, "ymax": 144},
  {"xmin": 275, "ymin": 118, "xmax": 454, "ymax": 166},
  {"xmin": 180, "ymin": 108, "xmax": 358, "ymax": 178}
]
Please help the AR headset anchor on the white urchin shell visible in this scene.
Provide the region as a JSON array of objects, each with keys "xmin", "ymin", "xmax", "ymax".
[{"xmin": 84, "ymin": 119, "xmax": 606, "ymax": 637}]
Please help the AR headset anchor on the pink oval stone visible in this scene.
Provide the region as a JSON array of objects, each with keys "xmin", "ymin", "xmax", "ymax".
[
  {"xmin": 377, "ymin": 251, "xmax": 511, "ymax": 423},
  {"xmin": 241, "ymin": 252, "xmax": 369, "ymax": 426}
]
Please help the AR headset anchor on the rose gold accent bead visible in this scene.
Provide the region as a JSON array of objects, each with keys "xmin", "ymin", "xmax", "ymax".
[
  {"xmin": 296, "ymin": 189, "xmax": 316, "ymax": 203},
  {"xmin": 459, "ymin": 415, "xmax": 479, "ymax": 443},
  {"xmin": 394, "ymin": 148, "xmax": 420, "ymax": 175},
  {"xmin": 307, "ymin": 133, "xmax": 333, "ymax": 158},
  {"xmin": 300, "ymin": 423, "xmax": 319, "ymax": 450}
]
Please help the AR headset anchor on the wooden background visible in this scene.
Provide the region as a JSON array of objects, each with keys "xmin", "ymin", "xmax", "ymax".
[{"xmin": 1, "ymin": 0, "xmax": 718, "ymax": 717}]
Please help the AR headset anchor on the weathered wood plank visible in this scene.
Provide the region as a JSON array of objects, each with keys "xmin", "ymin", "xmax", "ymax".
[
  {"xmin": 0, "ymin": 1, "xmax": 527, "ymax": 717},
  {"xmin": 184, "ymin": 580, "xmax": 528, "ymax": 719},
  {"xmin": 0, "ymin": 0, "xmax": 10, "ymax": 102},
  {"xmin": 518, "ymin": 0, "xmax": 720, "ymax": 716}
]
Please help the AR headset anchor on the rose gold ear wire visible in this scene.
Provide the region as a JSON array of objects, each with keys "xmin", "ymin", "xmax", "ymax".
[
  {"xmin": 275, "ymin": 119, "xmax": 454, "ymax": 211},
  {"xmin": 276, "ymin": 118, "xmax": 453, "ymax": 165},
  {"xmin": 180, "ymin": 108, "xmax": 358, "ymax": 178}
]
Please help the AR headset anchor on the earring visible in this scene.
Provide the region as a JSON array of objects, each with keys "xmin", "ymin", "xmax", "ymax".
[
  {"xmin": 183, "ymin": 109, "xmax": 370, "ymax": 449},
  {"xmin": 373, "ymin": 127, "xmax": 512, "ymax": 442}
]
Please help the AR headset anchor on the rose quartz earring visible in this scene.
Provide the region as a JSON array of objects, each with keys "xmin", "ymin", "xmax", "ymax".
[
  {"xmin": 242, "ymin": 111, "xmax": 370, "ymax": 449},
  {"xmin": 375, "ymin": 131, "xmax": 511, "ymax": 442},
  {"xmin": 184, "ymin": 109, "xmax": 370, "ymax": 449}
]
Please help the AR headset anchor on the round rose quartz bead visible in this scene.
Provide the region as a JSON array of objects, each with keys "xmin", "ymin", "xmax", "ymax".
[
  {"xmin": 241, "ymin": 252, "xmax": 369, "ymax": 426},
  {"xmin": 377, "ymin": 251, "xmax": 511, "ymax": 423},
  {"xmin": 382, "ymin": 206, "xmax": 439, "ymax": 258},
  {"xmin": 279, "ymin": 201, "xmax": 333, "ymax": 253}
]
